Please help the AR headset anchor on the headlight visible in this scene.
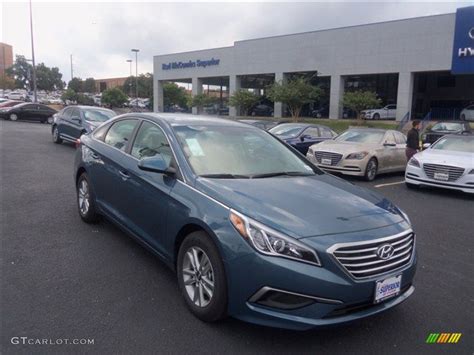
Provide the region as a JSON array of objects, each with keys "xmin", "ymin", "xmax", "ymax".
[
  {"xmin": 229, "ymin": 210, "xmax": 321, "ymax": 266},
  {"xmin": 408, "ymin": 157, "xmax": 420, "ymax": 167},
  {"xmin": 346, "ymin": 151, "xmax": 368, "ymax": 160}
]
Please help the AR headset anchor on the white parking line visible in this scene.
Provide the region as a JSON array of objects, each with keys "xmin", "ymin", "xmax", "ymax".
[{"xmin": 374, "ymin": 181, "xmax": 405, "ymax": 188}]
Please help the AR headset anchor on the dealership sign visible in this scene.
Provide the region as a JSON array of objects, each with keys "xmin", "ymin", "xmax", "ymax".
[
  {"xmin": 451, "ymin": 6, "xmax": 474, "ymax": 74},
  {"xmin": 162, "ymin": 58, "xmax": 220, "ymax": 70}
]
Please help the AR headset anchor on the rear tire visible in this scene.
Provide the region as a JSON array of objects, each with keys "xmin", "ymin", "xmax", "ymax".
[
  {"xmin": 52, "ymin": 126, "xmax": 63, "ymax": 144},
  {"xmin": 177, "ymin": 231, "xmax": 227, "ymax": 322},
  {"xmin": 364, "ymin": 158, "xmax": 378, "ymax": 181},
  {"xmin": 9, "ymin": 113, "xmax": 18, "ymax": 121},
  {"xmin": 77, "ymin": 173, "xmax": 100, "ymax": 223},
  {"xmin": 373, "ymin": 113, "xmax": 380, "ymax": 120}
]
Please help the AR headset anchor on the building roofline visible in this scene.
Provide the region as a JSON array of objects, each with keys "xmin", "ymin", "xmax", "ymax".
[{"xmin": 154, "ymin": 46, "xmax": 234, "ymax": 58}]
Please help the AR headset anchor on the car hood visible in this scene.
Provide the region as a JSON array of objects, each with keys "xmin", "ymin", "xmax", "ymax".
[
  {"xmin": 195, "ymin": 174, "xmax": 405, "ymax": 239},
  {"xmin": 311, "ymin": 140, "xmax": 379, "ymax": 154},
  {"xmin": 415, "ymin": 149, "xmax": 474, "ymax": 168}
]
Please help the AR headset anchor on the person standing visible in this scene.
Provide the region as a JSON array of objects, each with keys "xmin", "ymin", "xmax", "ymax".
[{"xmin": 406, "ymin": 120, "xmax": 421, "ymax": 161}]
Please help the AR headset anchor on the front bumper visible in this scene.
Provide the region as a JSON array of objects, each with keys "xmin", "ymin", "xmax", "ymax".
[
  {"xmin": 225, "ymin": 223, "xmax": 417, "ymax": 330},
  {"xmin": 306, "ymin": 152, "xmax": 369, "ymax": 177},
  {"xmin": 405, "ymin": 165, "xmax": 474, "ymax": 194}
]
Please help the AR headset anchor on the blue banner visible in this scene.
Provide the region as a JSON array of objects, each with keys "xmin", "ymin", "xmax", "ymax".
[{"xmin": 451, "ymin": 6, "xmax": 474, "ymax": 74}]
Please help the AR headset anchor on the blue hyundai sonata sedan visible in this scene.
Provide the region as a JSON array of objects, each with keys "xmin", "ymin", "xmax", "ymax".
[{"xmin": 74, "ymin": 113, "xmax": 416, "ymax": 330}]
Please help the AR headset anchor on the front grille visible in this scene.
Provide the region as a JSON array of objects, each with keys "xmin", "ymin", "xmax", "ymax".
[
  {"xmin": 423, "ymin": 163, "xmax": 465, "ymax": 182},
  {"xmin": 315, "ymin": 151, "xmax": 343, "ymax": 166},
  {"xmin": 329, "ymin": 232, "xmax": 415, "ymax": 279}
]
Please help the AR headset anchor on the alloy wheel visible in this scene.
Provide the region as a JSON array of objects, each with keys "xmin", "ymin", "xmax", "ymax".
[
  {"xmin": 10, "ymin": 113, "xmax": 18, "ymax": 121},
  {"xmin": 53, "ymin": 127, "xmax": 59, "ymax": 141},
  {"xmin": 367, "ymin": 160, "xmax": 377, "ymax": 180},
  {"xmin": 182, "ymin": 246, "xmax": 215, "ymax": 308},
  {"xmin": 78, "ymin": 179, "xmax": 90, "ymax": 216}
]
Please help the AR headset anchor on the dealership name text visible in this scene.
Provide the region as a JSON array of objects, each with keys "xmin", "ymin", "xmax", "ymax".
[{"xmin": 162, "ymin": 58, "xmax": 220, "ymax": 70}]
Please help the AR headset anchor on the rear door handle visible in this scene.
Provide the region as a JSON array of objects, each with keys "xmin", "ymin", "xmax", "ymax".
[
  {"xmin": 119, "ymin": 170, "xmax": 130, "ymax": 180},
  {"xmin": 91, "ymin": 152, "xmax": 100, "ymax": 159}
]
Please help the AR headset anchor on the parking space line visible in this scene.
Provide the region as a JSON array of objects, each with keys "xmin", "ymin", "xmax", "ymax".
[{"xmin": 374, "ymin": 181, "xmax": 405, "ymax": 188}]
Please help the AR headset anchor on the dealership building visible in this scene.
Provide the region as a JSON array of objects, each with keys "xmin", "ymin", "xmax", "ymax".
[{"xmin": 153, "ymin": 7, "xmax": 474, "ymax": 120}]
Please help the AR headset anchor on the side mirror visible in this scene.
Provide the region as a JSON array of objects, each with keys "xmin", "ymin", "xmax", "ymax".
[
  {"xmin": 300, "ymin": 135, "xmax": 310, "ymax": 142},
  {"xmin": 138, "ymin": 155, "xmax": 176, "ymax": 176},
  {"xmin": 422, "ymin": 143, "xmax": 431, "ymax": 149}
]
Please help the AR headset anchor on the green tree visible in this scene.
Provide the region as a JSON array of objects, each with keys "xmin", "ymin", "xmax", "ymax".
[
  {"xmin": 122, "ymin": 73, "xmax": 153, "ymax": 98},
  {"xmin": 68, "ymin": 77, "xmax": 83, "ymax": 92},
  {"xmin": 342, "ymin": 90, "xmax": 382, "ymax": 121},
  {"xmin": 5, "ymin": 55, "xmax": 32, "ymax": 89},
  {"xmin": 77, "ymin": 94, "xmax": 95, "ymax": 105},
  {"xmin": 35, "ymin": 63, "xmax": 64, "ymax": 91},
  {"xmin": 83, "ymin": 78, "xmax": 96, "ymax": 93},
  {"xmin": 191, "ymin": 93, "xmax": 216, "ymax": 112},
  {"xmin": 101, "ymin": 87, "xmax": 128, "ymax": 108},
  {"xmin": 0, "ymin": 75, "xmax": 16, "ymax": 90},
  {"xmin": 61, "ymin": 88, "xmax": 78, "ymax": 104},
  {"xmin": 163, "ymin": 82, "xmax": 190, "ymax": 109},
  {"xmin": 267, "ymin": 77, "xmax": 322, "ymax": 121},
  {"xmin": 229, "ymin": 89, "xmax": 260, "ymax": 116}
]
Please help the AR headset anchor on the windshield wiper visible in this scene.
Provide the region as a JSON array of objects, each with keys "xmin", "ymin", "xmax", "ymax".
[
  {"xmin": 249, "ymin": 171, "xmax": 314, "ymax": 179},
  {"xmin": 199, "ymin": 173, "xmax": 250, "ymax": 179}
]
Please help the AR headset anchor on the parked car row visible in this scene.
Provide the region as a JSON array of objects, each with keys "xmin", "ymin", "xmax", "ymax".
[{"xmin": 6, "ymin": 108, "xmax": 467, "ymax": 331}]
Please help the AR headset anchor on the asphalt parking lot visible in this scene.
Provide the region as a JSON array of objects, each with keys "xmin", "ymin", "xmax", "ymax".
[{"xmin": 1, "ymin": 120, "xmax": 473, "ymax": 354}]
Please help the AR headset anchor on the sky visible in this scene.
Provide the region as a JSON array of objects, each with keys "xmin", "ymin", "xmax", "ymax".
[{"xmin": 1, "ymin": 1, "xmax": 471, "ymax": 83}]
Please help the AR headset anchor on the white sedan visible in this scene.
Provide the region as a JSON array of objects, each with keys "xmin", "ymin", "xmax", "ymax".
[
  {"xmin": 361, "ymin": 104, "xmax": 396, "ymax": 120},
  {"xmin": 405, "ymin": 135, "xmax": 474, "ymax": 194},
  {"xmin": 460, "ymin": 105, "xmax": 474, "ymax": 121}
]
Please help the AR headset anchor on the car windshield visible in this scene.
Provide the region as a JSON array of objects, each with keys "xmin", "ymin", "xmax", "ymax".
[
  {"xmin": 431, "ymin": 122, "xmax": 463, "ymax": 132},
  {"xmin": 269, "ymin": 124, "xmax": 305, "ymax": 138},
  {"xmin": 83, "ymin": 108, "xmax": 116, "ymax": 122},
  {"xmin": 173, "ymin": 125, "xmax": 318, "ymax": 178},
  {"xmin": 431, "ymin": 136, "xmax": 474, "ymax": 153},
  {"xmin": 336, "ymin": 130, "xmax": 385, "ymax": 143}
]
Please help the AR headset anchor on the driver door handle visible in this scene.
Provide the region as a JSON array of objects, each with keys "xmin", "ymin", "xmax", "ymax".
[{"xmin": 119, "ymin": 170, "xmax": 130, "ymax": 180}]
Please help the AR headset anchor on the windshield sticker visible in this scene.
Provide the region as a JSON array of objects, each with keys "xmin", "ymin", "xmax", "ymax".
[{"xmin": 186, "ymin": 138, "xmax": 205, "ymax": 156}]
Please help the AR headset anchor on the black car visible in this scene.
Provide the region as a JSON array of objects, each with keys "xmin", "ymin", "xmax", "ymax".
[
  {"xmin": 250, "ymin": 104, "xmax": 274, "ymax": 117},
  {"xmin": 269, "ymin": 123, "xmax": 338, "ymax": 154},
  {"xmin": 311, "ymin": 106, "xmax": 329, "ymax": 118},
  {"xmin": 52, "ymin": 106, "xmax": 116, "ymax": 144},
  {"xmin": 0, "ymin": 102, "xmax": 57, "ymax": 123},
  {"xmin": 421, "ymin": 121, "xmax": 472, "ymax": 146},
  {"xmin": 238, "ymin": 119, "xmax": 280, "ymax": 131}
]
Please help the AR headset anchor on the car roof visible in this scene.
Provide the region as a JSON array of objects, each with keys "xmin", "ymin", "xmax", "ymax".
[
  {"xmin": 123, "ymin": 113, "xmax": 258, "ymax": 129},
  {"xmin": 432, "ymin": 120, "xmax": 467, "ymax": 124}
]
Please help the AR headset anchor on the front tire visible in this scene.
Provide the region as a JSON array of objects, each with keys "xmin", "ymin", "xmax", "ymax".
[
  {"xmin": 177, "ymin": 231, "xmax": 227, "ymax": 322},
  {"xmin": 9, "ymin": 113, "xmax": 18, "ymax": 121},
  {"xmin": 373, "ymin": 113, "xmax": 380, "ymax": 120},
  {"xmin": 52, "ymin": 126, "xmax": 63, "ymax": 144},
  {"xmin": 365, "ymin": 158, "xmax": 378, "ymax": 181},
  {"xmin": 77, "ymin": 173, "xmax": 100, "ymax": 223}
]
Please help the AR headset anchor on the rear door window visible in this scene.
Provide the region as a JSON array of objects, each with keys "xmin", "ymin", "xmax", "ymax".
[{"xmin": 104, "ymin": 119, "xmax": 138, "ymax": 152}]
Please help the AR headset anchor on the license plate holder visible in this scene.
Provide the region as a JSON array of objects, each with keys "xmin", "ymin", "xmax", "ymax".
[
  {"xmin": 321, "ymin": 158, "xmax": 332, "ymax": 165},
  {"xmin": 374, "ymin": 275, "xmax": 402, "ymax": 304},
  {"xmin": 433, "ymin": 172, "xmax": 449, "ymax": 181}
]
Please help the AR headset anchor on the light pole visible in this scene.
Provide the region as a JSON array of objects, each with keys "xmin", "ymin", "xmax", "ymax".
[
  {"xmin": 126, "ymin": 59, "xmax": 132, "ymax": 98},
  {"xmin": 131, "ymin": 49, "xmax": 139, "ymax": 109},
  {"xmin": 29, "ymin": 0, "xmax": 37, "ymax": 103}
]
